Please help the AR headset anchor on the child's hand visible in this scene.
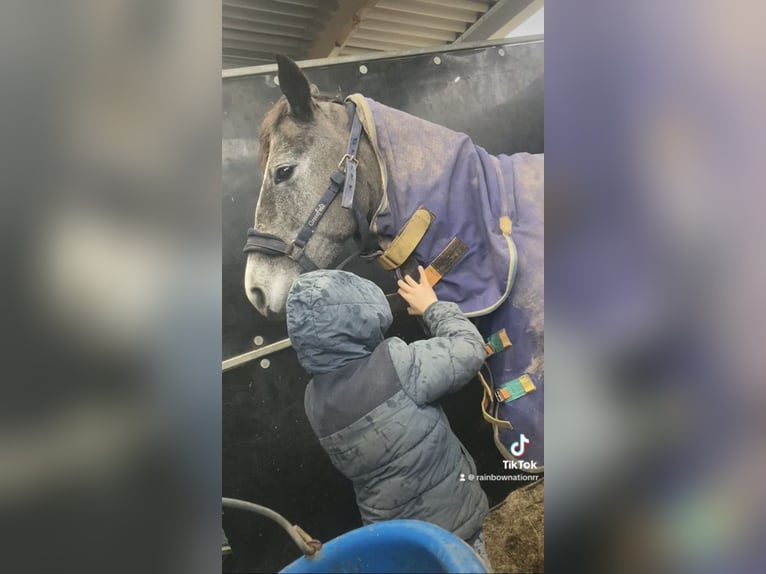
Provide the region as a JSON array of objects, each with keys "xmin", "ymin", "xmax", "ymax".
[{"xmin": 397, "ymin": 265, "xmax": 438, "ymax": 316}]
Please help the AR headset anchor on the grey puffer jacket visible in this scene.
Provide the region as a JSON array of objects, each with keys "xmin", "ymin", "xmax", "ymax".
[{"xmin": 286, "ymin": 270, "xmax": 489, "ymax": 540}]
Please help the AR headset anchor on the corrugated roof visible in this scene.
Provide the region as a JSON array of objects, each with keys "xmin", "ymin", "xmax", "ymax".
[
  {"xmin": 223, "ymin": 0, "xmax": 339, "ymax": 68},
  {"xmin": 222, "ymin": 0, "xmax": 504, "ymax": 69},
  {"xmin": 335, "ymin": 0, "xmax": 492, "ymax": 57}
]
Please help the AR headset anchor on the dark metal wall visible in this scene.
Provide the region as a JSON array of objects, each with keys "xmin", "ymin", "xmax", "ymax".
[{"xmin": 222, "ymin": 39, "xmax": 543, "ymax": 573}]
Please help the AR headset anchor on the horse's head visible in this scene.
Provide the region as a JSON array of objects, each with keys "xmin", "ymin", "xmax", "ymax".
[{"xmin": 244, "ymin": 56, "xmax": 379, "ymax": 317}]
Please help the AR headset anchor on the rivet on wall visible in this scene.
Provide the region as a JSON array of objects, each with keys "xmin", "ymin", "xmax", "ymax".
[
  {"xmin": 253, "ymin": 336, "xmax": 264, "ymax": 346},
  {"xmin": 359, "ymin": 64, "xmax": 368, "ymax": 74},
  {"xmin": 433, "ymin": 56, "xmax": 441, "ymax": 65},
  {"xmin": 498, "ymin": 49, "xmax": 505, "ymax": 56},
  {"xmin": 260, "ymin": 359, "xmax": 270, "ymax": 369}
]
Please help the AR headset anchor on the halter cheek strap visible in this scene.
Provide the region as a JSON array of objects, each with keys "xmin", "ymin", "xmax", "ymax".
[
  {"xmin": 243, "ymin": 101, "xmax": 372, "ymax": 271},
  {"xmin": 340, "ymin": 102, "xmax": 363, "ymax": 209}
]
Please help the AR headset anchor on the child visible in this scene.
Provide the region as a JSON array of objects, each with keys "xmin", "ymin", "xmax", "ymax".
[{"xmin": 286, "ymin": 266, "xmax": 490, "ymax": 564}]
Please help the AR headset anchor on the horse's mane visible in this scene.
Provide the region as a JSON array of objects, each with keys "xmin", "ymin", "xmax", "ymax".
[{"xmin": 258, "ymin": 93, "xmax": 344, "ymax": 172}]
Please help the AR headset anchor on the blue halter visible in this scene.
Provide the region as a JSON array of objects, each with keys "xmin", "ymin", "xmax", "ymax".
[{"xmin": 243, "ymin": 101, "xmax": 371, "ymax": 271}]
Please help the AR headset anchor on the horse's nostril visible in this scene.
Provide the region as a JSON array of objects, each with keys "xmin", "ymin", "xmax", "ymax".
[{"xmin": 249, "ymin": 287, "xmax": 266, "ymax": 311}]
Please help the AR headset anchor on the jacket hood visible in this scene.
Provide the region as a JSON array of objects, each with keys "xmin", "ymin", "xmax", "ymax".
[{"xmin": 286, "ymin": 270, "xmax": 393, "ymax": 375}]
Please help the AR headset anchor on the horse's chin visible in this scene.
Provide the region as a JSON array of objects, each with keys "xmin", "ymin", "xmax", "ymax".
[
  {"xmin": 245, "ymin": 292, "xmax": 288, "ymax": 320},
  {"xmin": 260, "ymin": 308, "xmax": 287, "ymax": 322}
]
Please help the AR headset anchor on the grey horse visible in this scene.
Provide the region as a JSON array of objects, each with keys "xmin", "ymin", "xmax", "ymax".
[{"xmin": 244, "ymin": 55, "xmax": 544, "ymax": 467}]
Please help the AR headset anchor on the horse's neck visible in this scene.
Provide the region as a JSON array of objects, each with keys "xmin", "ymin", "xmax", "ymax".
[
  {"xmin": 357, "ymin": 100, "xmax": 470, "ymax": 210},
  {"xmin": 354, "ymin": 102, "xmax": 451, "ymax": 214}
]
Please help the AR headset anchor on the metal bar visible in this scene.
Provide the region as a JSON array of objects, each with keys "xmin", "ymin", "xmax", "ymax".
[
  {"xmin": 221, "ymin": 498, "xmax": 320, "ymax": 556},
  {"xmin": 223, "ymin": 36, "xmax": 542, "ymax": 78},
  {"xmin": 456, "ymin": 0, "xmax": 541, "ymax": 42},
  {"xmin": 493, "ymin": 0, "xmax": 544, "ymax": 39},
  {"xmin": 222, "ymin": 338, "xmax": 293, "ymax": 372},
  {"xmin": 222, "ymin": 292, "xmax": 408, "ymax": 372}
]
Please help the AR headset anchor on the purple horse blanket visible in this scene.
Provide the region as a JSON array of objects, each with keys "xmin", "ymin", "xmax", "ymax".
[{"xmin": 348, "ymin": 95, "xmax": 544, "ymax": 469}]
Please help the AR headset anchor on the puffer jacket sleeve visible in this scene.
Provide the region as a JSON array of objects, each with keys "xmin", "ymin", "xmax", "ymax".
[{"xmin": 389, "ymin": 301, "xmax": 486, "ymax": 405}]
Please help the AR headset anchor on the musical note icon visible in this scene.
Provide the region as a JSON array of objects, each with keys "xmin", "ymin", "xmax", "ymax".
[{"xmin": 510, "ymin": 434, "xmax": 530, "ymax": 457}]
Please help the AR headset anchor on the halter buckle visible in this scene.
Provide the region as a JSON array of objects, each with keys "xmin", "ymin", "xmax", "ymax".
[{"xmin": 337, "ymin": 154, "xmax": 358, "ymax": 171}]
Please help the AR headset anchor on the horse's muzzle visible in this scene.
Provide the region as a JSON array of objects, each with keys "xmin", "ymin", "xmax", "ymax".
[{"xmin": 244, "ymin": 229, "xmax": 318, "ymax": 272}]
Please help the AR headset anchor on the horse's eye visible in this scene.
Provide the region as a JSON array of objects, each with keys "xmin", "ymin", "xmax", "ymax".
[{"xmin": 274, "ymin": 165, "xmax": 295, "ymax": 184}]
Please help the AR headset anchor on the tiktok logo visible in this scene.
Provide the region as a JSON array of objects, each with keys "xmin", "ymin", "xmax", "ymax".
[{"xmin": 510, "ymin": 433, "xmax": 530, "ymax": 457}]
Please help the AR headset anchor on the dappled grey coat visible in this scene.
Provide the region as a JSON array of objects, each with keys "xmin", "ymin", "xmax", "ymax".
[{"xmin": 286, "ymin": 270, "xmax": 489, "ymax": 540}]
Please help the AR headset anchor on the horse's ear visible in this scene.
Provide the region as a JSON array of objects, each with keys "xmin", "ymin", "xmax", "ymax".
[{"xmin": 276, "ymin": 55, "xmax": 313, "ymax": 121}]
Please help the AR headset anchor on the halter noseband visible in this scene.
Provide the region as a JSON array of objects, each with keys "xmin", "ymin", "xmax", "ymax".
[{"xmin": 243, "ymin": 101, "xmax": 373, "ymax": 271}]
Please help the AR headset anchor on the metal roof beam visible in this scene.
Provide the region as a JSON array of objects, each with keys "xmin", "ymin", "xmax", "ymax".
[
  {"xmin": 307, "ymin": 0, "xmax": 380, "ymax": 58},
  {"xmin": 456, "ymin": 0, "xmax": 542, "ymax": 42}
]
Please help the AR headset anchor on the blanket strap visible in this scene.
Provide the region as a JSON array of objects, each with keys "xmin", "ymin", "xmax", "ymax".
[
  {"xmin": 422, "ymin": 236, "xmax": 469, "ymax": 286},
  {"xmin": 496, "ymin": 374, "xmax": 536, "ymax": 403},
  {"xmin": 377, "ymin": 207, "xmax": 433, "ymax": 270},
  {"xmin": 485, "ymin": 328, "xmax": 512, "ymax": 356},
  {"xmin": 478, "ymin": 370, "xmax": 513, "ymax": 430}
]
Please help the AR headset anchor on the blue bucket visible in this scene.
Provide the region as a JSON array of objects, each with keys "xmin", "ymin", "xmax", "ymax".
[{"xmin": 280, "ymin": 519, "xmax": 487, "ymax": 573}]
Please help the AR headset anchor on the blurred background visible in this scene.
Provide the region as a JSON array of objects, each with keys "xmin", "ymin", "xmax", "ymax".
[
  {"xmin": 0, "ymin": 1, "xmax": 221, "ymax": 574},
  {"xmin": 545, "ymin": 1, "xmax": 766, "ymax": 572},
  {"xmin": 1, "ymin": 0, "xmax": 766, "ymax": 573}
]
